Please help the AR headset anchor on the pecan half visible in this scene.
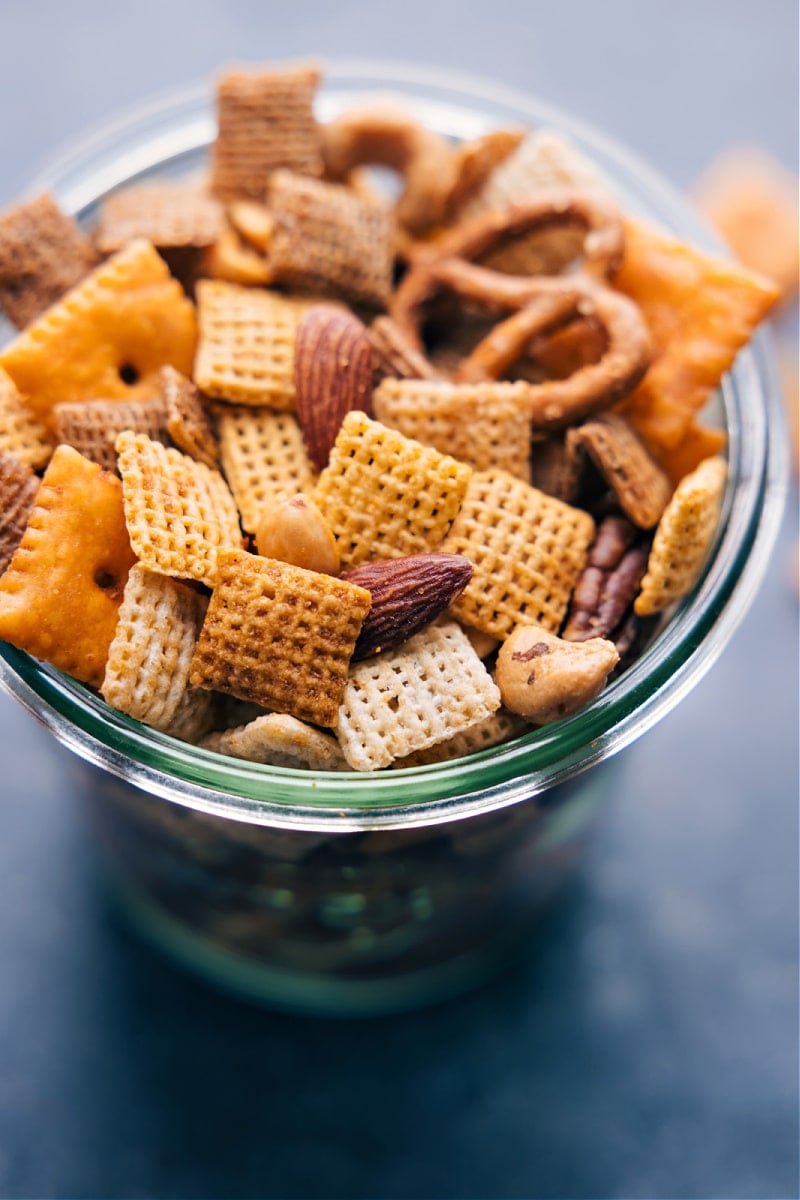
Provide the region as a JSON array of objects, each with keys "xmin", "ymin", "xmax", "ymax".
[{"xmin": 562, "ymin": 514, "xmax": 650, "ymax": 642}]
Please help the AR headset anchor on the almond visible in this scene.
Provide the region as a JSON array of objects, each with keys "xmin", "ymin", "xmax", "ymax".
[
  {"xmin": 294, "ymin": 305, "xmax": 373, "ymax": 471},
  {"xmin": 341, "ymin": 553, "xmax": 473, "ymax": 660}
]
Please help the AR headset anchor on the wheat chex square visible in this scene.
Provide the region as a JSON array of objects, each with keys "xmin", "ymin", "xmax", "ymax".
[{"xmin": 189, "ymin": 548, "xmax": 371, "ymax": 728}]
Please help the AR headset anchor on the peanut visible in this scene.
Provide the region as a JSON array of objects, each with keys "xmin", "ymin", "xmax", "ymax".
[{"xmin": 255, "ymin": 494, "xmax": 340, "ymax": 575}]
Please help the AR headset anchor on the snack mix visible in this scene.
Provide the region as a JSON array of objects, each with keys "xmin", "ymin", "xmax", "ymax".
[{"xmin": 0, "ymin": 60, "xmax": 781, "ymax": 774}]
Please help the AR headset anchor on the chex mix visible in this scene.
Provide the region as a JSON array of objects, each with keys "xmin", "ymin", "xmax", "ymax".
[{"xmin": 0, "ymin": 60, "xmax": 780, "ymax": 770}]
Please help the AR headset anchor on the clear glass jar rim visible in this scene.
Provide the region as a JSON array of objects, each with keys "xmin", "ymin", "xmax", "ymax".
[{"xmin": 0, "ymin": 60, "xmax": 788, "ymax": 831}]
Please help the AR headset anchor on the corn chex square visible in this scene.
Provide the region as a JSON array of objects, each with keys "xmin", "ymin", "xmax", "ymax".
[
  {"xmin": 312, "ymin": 412, "xmax": 472, "ymax": 569},
  {"xmin": 440, "ymin": 468, "xmax": 595, "ymax": 638},
  {"xmin": 373, "ymin": 378, "xmax": 532, "ymax": 482},
  {"xmin": 215, "ymin": 405, "xmax": 316, "ymax": 533},
  {"xmin": 635, "ymin": 455, "xmax": 727, "ymax": 616},
  {"xmin": 0, "ymin": 238, "xmax": 197, "ymax": 434},
  {"xmin": 189, "ymin": 548, "xmax": 371, "ymax": 728},
  {"xmin": 266, "ymin": 170, "xmax": 394, "ymax": 308},
  {"xmin": 336, "ymin": 620, "xmax": 502, "ymax": 771},
  {"xmin": 101, "ymin": 564, "xmax": 208, "ymax": 731},
  {"xmin": 193, "ymin": 280, "xmax": 316, "ymax": 408},
  {"xmin": 0, "ymin": 365, "xmax": 52, "ymax": 469},
  {"xmin": 210, "ymin": 62, "xmax": 323, "ymax": 202},
  {"xmin": 116, "ymin": 431, "xmax": 242, "ymax": 586},
  {"xmin": 202, "ymin": 712, "xmax": 347, "ymax": 770},
  {"xmin": 0, "ymin": 445, "xmax": 136, "ymax": 687}
]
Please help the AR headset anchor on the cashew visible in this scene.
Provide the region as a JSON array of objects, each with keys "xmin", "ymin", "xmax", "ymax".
[{"xmin": 496, "ymin": 623, "xmax": 619, "ymax": 724}]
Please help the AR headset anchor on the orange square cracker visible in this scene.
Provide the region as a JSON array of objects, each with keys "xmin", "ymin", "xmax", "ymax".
[
  {"xmin": 0, "ymin": 444, "xmax": 137, "ymax": 686},
  {"xmin": 614, "ymin": 217, "xmax": 780, "ymax": 450},
  {"xmin": 0, "ymin": 238, "xmax": 197, "ymax": 435}
]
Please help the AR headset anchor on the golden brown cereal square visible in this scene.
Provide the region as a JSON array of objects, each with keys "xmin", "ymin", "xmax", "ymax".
[
  {"xmin": 440, "ymin": 468, "xmax": 595, "ymax": 638},
  {"xmin": 0, "ymin": 445, "xmax": 137, "ymax": 686},
  {"xmin": 614, "ymin": 217, "xmax": 780, "ymax": 450},
  {"xmin": 0, "ymin": 193, "xmax": 100, "ymax": 329},
  {"xmin": 93, "ymin": 182, "xmax": 223, "ymax": 255},
  {"xmin": 312, "ymin": 412, "xmax": 472, "ymax": 569},
  {"xmin": 193, "ymin": 280, "xmax": 315, "ymax": 408},
  {"xmin": 0, "ymin": 238, "xmax": 197, "ymax": 435},
  {"xmin": 160, "ymin": 365, "xmax": 220, "ymax": 469},
  {"xmin": 210, "ymin": 61, "xmax": 323, "ymax": 201},
  {"xmin": 101, "ymin": 564, "xmax": 208, "ymax": 731},
  {"xmin": 0, "ymin": 364, "xmax": 52, "ymax": 469},
  {"xmin": 215, "ymin": 405, "xmax": 316, "ymax": 533},
  {"xmin": 635, "ymin": 455, "xmax": 727, "ymax": 616},
  {"xmin": 116, "ymin": 431, "xmax": 242, "ymax": 586},
  {"xmin": 0, "ymin": 453, "xmax": 39, "ymax": 576},
  {"xmin": 336, "ymin": 620, "xmax": 502, "ymax": 771},
  {"xmin": 202, "ymin": 712, "xmax": 347, "ymax": 770},
  {"xmin": 373, "ymin": 378, "xmax": 532, "ymax": 482},
  {"xmin": 189, "ymin": 548, "xmax": 371, "ymax": 727},
  {"xmin": 53, "ymin": 397, "xmax": 169, "ymax": 473},
  {"xmin": 266, "ymin": 170, "xmax": 394, "ymax": 308}
]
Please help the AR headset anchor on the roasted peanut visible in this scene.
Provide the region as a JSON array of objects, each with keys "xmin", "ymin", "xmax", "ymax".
[{"xmin": 255, "ymin": 494, "xmax": 340, "ymax": 575}]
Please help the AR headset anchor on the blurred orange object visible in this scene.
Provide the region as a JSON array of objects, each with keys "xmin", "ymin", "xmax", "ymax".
[{"xmin": 693, "ymin": 147, "xmax": 799, "ymax": 302}]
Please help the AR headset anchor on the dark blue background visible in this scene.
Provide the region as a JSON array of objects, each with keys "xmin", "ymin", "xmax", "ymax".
[{"xmin": 0, "ymin": 3, "xmax": 797, "ymax": 1196}]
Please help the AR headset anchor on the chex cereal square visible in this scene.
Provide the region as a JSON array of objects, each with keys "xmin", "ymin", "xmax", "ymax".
[{"xmin": 189, "ymin": 548, "xmax": 371, "ymax": 728}]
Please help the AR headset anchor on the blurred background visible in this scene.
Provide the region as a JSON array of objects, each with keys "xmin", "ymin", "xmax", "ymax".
[{"xmin": 0, "ymin": 2, "xmax": 797, "ymax": 1197}]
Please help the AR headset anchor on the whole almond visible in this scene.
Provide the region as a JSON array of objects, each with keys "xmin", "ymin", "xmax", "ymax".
[
  {"xmin": 294, "ymin": 305, "xmax": 373, "ymax": 471},
  {"xmin": 341, "ymin": 553, "xmax": 473, "ymax": 660}
]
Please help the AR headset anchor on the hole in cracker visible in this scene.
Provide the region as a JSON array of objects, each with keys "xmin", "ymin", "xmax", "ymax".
[
  {"xmin": 118, "ymin": 362, "xmax": 140, "ymax": 386},
  {"xmin": 94, "ymin": 568, "xmax": 119, "ymax": 593}
]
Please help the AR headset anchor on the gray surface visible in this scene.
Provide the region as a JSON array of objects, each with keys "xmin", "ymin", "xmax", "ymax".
[{"xmin": 0, "ymin": 2, "xmax": 797, "ymax": 1198}]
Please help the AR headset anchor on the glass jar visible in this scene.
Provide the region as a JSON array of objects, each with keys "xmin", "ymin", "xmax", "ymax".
[{"xmin": 0, "ymin": 63, "xmax": 787, "ymax": 1015}]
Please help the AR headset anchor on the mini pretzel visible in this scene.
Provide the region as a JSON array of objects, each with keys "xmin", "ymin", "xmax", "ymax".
[
  {"xmin": 454, "ymin": 276, "xmax": 651, "ymax": 428},
  {"xmin": 321, "ymin": 103, "xmax": 461, "ymax": 235}
]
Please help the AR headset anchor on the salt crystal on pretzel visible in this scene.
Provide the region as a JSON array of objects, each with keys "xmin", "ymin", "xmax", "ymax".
[
  {"xmin": 101, "ymin": 564, "xmax": 208, "ymax": 731},
  {"xmin": 335, "ymin": 620, "xmax": 501, "ymax": 771},
  {"xmin": 265, "ymin": 170, "xmax": 395, "ymax": 308},
  {"xmin": 312, "ymin": 411, "xmax": 472, "ymax": 569},
  {"xmin": 210, "ymin": 61, "xmax": 324, "ymax": 201},
  {"xmin": 116, "ymin": 431, "xmax": 242, "ymax": 586},
  {"xmin": 53, "ymin": 397, "xmax": 169, "ymax": 473},
  {"xmin": 159, "ymin": 365, "xmax": 220, "ymax": 470},
  {"xmin": 0, "ymin": 365, "xmax": 52, "ymax": 469},
  {"xmin": 215, "ymin": 405, "xmax": 316, "ymax": 534},
  {"xmin": 193, "ymin": 280, "xmax": 316, "ymax": 409},
  {"xmin": 189, "ymin": 547, "xmax": 371, "ymax": 727},
  {"xmin": 0, "ymin": 193, "xmax": 100, "ymax": 329},
  {"xmin": 635, "ymin": 455, "xmax": 727, "ymax": 617},
  {"xmin": 0, "ymin": 445, "xmax": 136, "ymax": 687},
  {"xmin": 0, "ymin": 453, "xmax": 39, "ymax": 576},
  {"xmin": 202, "ymin": 712, "xmax": 347, "ymax": 770},
  {"xmin": 373, "ymin": 377, "xmax": 532, "ymax": 482},
  {"xmin": 0, "ymin": 238, "xmax": 197, "ymax": 435},
  {"xmin": 440, "ymin": 468, "xmax": 595, "ymax": 639}
]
